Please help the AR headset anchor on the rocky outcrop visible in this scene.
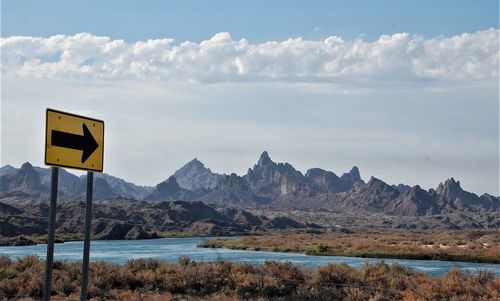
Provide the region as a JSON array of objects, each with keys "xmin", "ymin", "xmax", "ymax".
[
  {"xmin": 144, "ymin": 176, "xmax": 194, "ymax": 201},
  {"xmin": 245, "ymin": 151, "xmax": 306, "ymax": 197},
  {"xmin": 305, "ymin": 168, "xmax": 350, "ymax": 193},
  {"xmin": 326, "ymin": 177, "xmax": 401, "ymax": 213},
  {"xmin": 340, "ymin": 166, "xmax": 364, "ymax": 187},
  {"xmin": 0, "ymin": 235, "xmax": 36, "ymax": 246},
  {"xmin": 435, "ymin": 178, "xmax": 497, "ymax": 213},
  {"xmin": 0, "ymin": 198, "xmax": 312, "ymax": 244},
  {"xmin": 388, "ymin": 186, "xmax": 439, "ymax": 215},
  {"xmin": 392, "ymin": 184, "xmax": 411, "ymax": 193},
  {"xmin": 198, "ymin": 173, "xmax": 271, "ymax": 206},
  {"xmin": 264, "ymin": 217, "xmax": 306, "ymax": 229}
]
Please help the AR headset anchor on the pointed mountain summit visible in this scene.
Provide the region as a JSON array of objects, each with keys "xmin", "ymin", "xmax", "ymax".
[
  {"xmin": 327, "ymin": 176, "xmax": 400, "ymax": 212},
  {"xmin": 0, "ymin": 162, "xmax": 48, "ymax": 195},
  {"xmin": 245, "ymin": 151, "xmax": 305, "ymax": 197},
  {"xmin": 257, "ymin": 151, "xmax": 273, "ymax": 167},
  {"xmin": 389, "ymin": 185, "xmax": 439, "ymax": 215},
  {"xmin": 435, "ymin": 178, "xmax": 495, "ymax": 212},
  {"xmin": 340, "ymin": 166, "xmax": 364, "ymax": 187},
  {"xmin": 436, "ymin": 178, "xmax": 462, "ymax": 198},
  {"xmin": 173, "ymin": 158, "xmax": 223, "ymax": 191}
]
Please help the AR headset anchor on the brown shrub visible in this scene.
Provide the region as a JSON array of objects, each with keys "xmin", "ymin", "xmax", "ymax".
[{"xmin": 0, "ymin": 256, "xmax": 498, "ymax": 300}]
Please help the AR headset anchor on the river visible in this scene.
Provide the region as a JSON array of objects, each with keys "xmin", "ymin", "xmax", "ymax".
[{"xmin": 0, "ymin": 237, "xmax": 498, "ymax": 276}]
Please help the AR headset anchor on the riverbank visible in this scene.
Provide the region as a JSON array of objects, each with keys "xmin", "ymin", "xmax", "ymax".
[
  {"xmin": 199, "ymin": 230, "xmax": 500, "ymax": 264},
  {"xmin": 1, "ymin": 255, "xmax": 498, "ymax": 300}
]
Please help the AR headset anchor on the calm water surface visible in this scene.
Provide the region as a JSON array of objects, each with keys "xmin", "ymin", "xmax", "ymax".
[{"xmin": 0, "ymin": 237, "xmax": 498, "ymax": 276}]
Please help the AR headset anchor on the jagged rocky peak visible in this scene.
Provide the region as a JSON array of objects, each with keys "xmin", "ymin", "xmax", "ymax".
[
  {"xmin": 437, "ymin": 178, "xmax": 461, "ymax": 192},
  {"xmin": 246, "ymin": 151, "xmax": 304, "ymax": 187},
  {"xmin": 216, "ymin": 173, "xmax": 251, "ymax": 192},
  {"xmin": 341, "ymin": 166, "xmax": 363, "ymax": 185},
  {"xmin": 388, "ymin": 184, "xmax": 439, "ymax": 215},
  {"xmin": 20, "ymin": 162, "xmax": 34, "ymax": 170},
  {"xmin": 436, "ymin": 178, "xmax": 465, "ymax": 199},
  {"xmin": 367, "ymin": 176, "xmax": 384, "ymax": 186},
  {"xmin": 174, "ymin": 158, "xmax": 223, "ymax": 191},
  {"xmin": 403, "ymin": 185, "xmax": 435, "ymax": 201},
  {"xmin": 184, "ymin": 158, "xmax": 206, "ymax": 170},
  {"xmin": 365, "ymin": 176, "xmax": 399, "ymax": 193},
  {"xmin": 257, "ymin": 151, "xmax": 273, "ymax": 167},
  {"xmin": 407, "ymin": 185, "xmax": 423, "ymax": 194},
  {"xmin": 250, "ymin": 151, "xmax": 301, "ymax": 174},
  {"xmin": 305, "ymin": 168, "xmax": 350, "ymax": 193},
  {"xmin": 0, "ymin": 162, "xmax": 48, "ymax": 195},
  {"xmin": 393, "ymin": 183, "xmax": 412, "ymax": 193},
  {"xmin": 17, "ymin": 162, "xmax": 42, "ymax": 184},
  {"xmin": 305, "ymin": 168, "xmax": 331, "ymax": 178},
  {"xmin": 18, "ymin": 162, "xmax": 43, "ymax": 185}
]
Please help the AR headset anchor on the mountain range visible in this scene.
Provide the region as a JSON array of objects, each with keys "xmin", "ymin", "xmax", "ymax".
[{"xmin": 1, "ymin": 151, "xmax": 498, "ymax": 216}]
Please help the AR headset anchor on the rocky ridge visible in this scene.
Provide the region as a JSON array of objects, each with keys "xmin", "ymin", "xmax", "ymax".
[{"xmin": 1, "ymin": 151, "xmax": 498, "ymax": 217}]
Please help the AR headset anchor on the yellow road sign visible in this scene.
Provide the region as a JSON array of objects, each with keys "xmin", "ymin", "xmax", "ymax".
[{"xmin": 45, "ymin": 108, "xmax": 104, "ymax": 172}]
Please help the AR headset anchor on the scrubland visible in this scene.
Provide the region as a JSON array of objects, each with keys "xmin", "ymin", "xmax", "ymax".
[
  {"xmin": 0, "ymin": 255, "xmax": 499, "ymax": 300},
  {"xmin": 200, "ymin": 230, "xmax": 500, "ymax": 263}
]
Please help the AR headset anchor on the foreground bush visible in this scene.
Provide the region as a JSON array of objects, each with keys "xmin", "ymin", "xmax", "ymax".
[{"xmin": 0, "ymin": 255, "xmax": 498, "ymax": 300}]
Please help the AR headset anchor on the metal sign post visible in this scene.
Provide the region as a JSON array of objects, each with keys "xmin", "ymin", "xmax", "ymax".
[
  {"xmin": 43, "ymin": 108, "xmax": 104, "ymax": 301},
  {"xmin": 43, "ymin": 167, "xmax": 59, "ymax": 301},
  {"xmin": 80, "ymin": 171, "xmax": 94, "ymax": 300}
]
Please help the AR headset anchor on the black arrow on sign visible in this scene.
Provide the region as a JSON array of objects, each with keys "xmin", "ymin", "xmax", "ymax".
[{"xmin": 51, "ymin": 123, "xmax": 98, "ymax": 163}]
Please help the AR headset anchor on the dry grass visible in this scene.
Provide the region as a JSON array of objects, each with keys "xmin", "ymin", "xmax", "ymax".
[
  {"xmin": 0, "ymin": 255, "xmax": 498, "ymax": 300},
  {"xmin": 200, "ymin": 230, "xmax": 500, "ymax": 263}
]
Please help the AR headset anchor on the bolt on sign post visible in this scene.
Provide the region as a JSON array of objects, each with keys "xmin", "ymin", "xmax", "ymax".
[{"xmin": 44, "ymin": 108, "xmax": 104, "ymax": 301}]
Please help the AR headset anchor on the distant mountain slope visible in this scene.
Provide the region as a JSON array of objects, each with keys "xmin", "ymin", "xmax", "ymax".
[
  {"xmin": 34, "ymin": 166, "xmax": 79, "ymax": 195},
  {"xmin": 144, "ymin": 176, "xmax": 194, "ymax": 201},
  {"xmin": 173, "ymin": 158, "xmax": 224, "ymax": 191},
  {"xmin": 94, "ymin": 173, "xmax": 153, "ymax": 200},
  {"xmin": 0, "ymin": 163, "xmax": 48, "ymax": 195},
  {"xmin": 0, "ymin": 165, "xmax": 17, "ymax": 177},
  {"xmin": 1, "ymin": 163, "xmax": 152, "ymax": 200}
]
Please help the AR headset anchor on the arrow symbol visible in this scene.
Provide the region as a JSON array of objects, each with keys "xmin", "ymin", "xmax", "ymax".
[{"xmin": 51, "ymin": 123, "xmax": 98, "ymax": 163}]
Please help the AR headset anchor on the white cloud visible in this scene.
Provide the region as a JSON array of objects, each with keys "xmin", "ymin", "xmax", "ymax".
[{"xmin": 1, "ymin": 29, "xmax": 498, "ymax": 83}]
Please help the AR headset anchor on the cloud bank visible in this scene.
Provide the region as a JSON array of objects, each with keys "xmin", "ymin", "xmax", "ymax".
[{"xmin": 1, "ymin": 29, "xmax": 498, "ymax": 83}]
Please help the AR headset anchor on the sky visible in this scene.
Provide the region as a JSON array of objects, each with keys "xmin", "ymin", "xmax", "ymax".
[{"xmin": 1, "ymin": 0, "xmax": 499, "ymax": 195}]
